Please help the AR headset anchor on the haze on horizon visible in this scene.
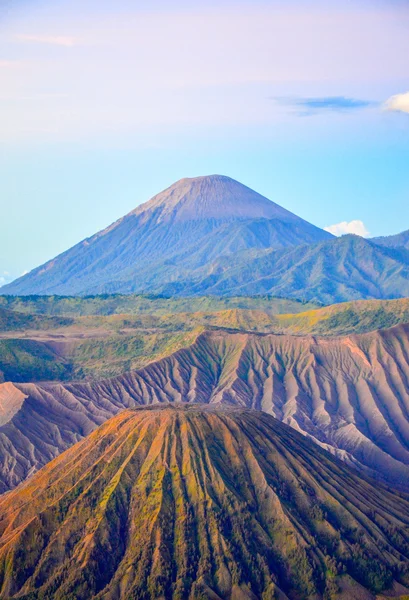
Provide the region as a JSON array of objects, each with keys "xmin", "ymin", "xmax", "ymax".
[{"xmin": 1, "ymin": 0, "xmax": 408, "ymax": 285}]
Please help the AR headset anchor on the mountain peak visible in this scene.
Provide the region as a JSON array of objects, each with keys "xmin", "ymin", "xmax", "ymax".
[
  {"xmin": 0, "ymin": 175, "xmax": 332, "ymax": 296},
  {"xmin": 177, "ymin": 173, "xmax": 231, "ymax": 183},
  {"xmin": 131, "ymin": 174, "xmax": 299, "ymax": 223}
]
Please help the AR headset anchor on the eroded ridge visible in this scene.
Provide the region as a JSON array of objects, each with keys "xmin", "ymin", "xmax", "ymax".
[
  {"xmin": 1, "ymin": 405, "xmax": 409, "ymax": 599},
  {"xmin": 1, "ymin": 325, "xmax": 409, "ymax": 491}
]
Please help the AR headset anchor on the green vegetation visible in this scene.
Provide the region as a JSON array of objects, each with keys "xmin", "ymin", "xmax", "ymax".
[
  {"xmin": 1, "ymin": 296, "xmax": 409, "ymax": 382},
  {"xmin": 0, "ymin": 307, "xmax": 72, "ymax": 331},
  {"xmin": 275, "ymin": 297, "xmax": 409, "ymax": 335},
  {"xmin": 0, "ymin": 293, "xmax": 318, "ymax": 317},
  {"xmin": 69, "ymin": 328, "xmax": 203, "ymax": 379},
  {"xmin": 0, "ymin": 339, "xmax": 72, "ymax": 383},
  {"xmin": 0, "ymin": 294, "xmax": 317, "ymax": 382}
]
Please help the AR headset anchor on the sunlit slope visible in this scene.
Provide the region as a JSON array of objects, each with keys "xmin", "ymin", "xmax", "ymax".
[
  {"xmin": 1, "ymin": 405, "xmax": 409, "ymax": 600},
  {"xmin": 185, "ymin": 298, "xmax": 409, "ymax": 335},
  {"xmin": 1, "ymin": 294, "xmax": 407, "ymax": 336},
  {"xmin": 274, "ymin": 297, "xmax": 409, "ymax": 335},
  {"xmin": 2, "ymin": 325, "xmax": 409, "ymax": 492}
]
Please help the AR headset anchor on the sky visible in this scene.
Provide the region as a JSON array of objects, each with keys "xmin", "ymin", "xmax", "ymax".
[{"xmin": 1, "ymin": 0, "xmax": 409, "ymax": 284}]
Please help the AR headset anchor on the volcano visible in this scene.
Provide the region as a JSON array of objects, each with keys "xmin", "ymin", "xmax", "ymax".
[
  {"xmin": 0, "ymin": 175, "xmax": 332, "ymax": 296},
  {"xmin": 1, "ymin": 404, "xmax": 409, "ymax": 599}
]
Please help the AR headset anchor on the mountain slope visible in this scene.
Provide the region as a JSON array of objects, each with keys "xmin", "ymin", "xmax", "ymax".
[
  {"xmin": 1, "ymin": 405, "xmax": 409, "ymax": 600},
  {"xmin": 373, "ymin": 229, "xmax": 409, "ymax": 250},
  {"xmin": 0, "ymin": 175, "xmax": 332, "ymax": 296},
  {"xmin": 2, "ymin": 325, "xmax": 409, "ymax": 492},
  {"xmin": 161, "ymin": 235, "xmax": 409, "ymax": 303}
]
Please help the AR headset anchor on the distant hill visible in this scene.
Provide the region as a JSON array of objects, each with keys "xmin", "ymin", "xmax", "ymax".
[
  {"xmin": 274, "ymin": 297, "xmax": 409, "ymax": 335},
  {"xmin": 0, "ymin": 175, "xmax": 332, "ymax": 296},
  {"xmin": 1, "ymin": 404, "xmax": 409, "ymax": 600},
  {"xmin": 161, "ymin": 235, "xmax": 409, "ymax": 303},
  {"xmin": 0, "ymin": 293, "xmax": 318, "ymax": 317},
  {"xmin": 0, "ymin": 306, "xmax": 72, "ymax": 331},
  {"xmin": 372, "ymin": 228, "xmax": 409, "ymax": 249}
]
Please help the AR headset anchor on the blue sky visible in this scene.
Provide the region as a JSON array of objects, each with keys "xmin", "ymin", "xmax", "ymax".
[{"xmin": 1, "ymin": 0, "xmax": 409, "ymax": 284}]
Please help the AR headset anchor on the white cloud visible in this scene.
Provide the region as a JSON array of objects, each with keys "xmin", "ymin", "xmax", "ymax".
[
  {"xmin": 16, "ymin": 34, "xmax": 76, "ymax": 47},
  {"xmin": 324, "ymin": 220, "xmax": 370, "ymax": 237},
  {"xmin": 0, "ymin": 271, "xmax": 16, "ymax": 287},
  {"xmin": 384, "ymin": 91, "xmax": 409, "ymax": 114}
]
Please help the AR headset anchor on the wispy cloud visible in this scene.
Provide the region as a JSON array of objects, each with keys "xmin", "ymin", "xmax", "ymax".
[
  {"xmin": 16, "ymin": 34, "xmax": 76, "ymax": 47},
  {"xmin": 273, "ymin": 96, "xmax": 374, "ymax": 116},
  {"xmin": 384, "ymin": 91, "xmax": 409, "ymax": 115},
  {"xmin": 324, "ymin": 220, "xmax": 370, "ymax": 237},
  {"xmin": 0, "ymin": 60, "xmax": 23, "ymax": 68},
  {"xmin": 0, "ymin": 93, "xmax": 68, "ymax": 102}
]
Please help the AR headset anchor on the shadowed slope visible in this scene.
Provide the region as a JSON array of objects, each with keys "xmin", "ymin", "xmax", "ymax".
[
  {"xmin": 1, "ymin": 405, "xmax": 409, "ymax": 600},
  {"xmin": 2, "ymin": 325, "xmax": 409, "ymax": 492},
  {"xmin": 161, "ymin": 235, "xmax": 409, "ymax": 303}
]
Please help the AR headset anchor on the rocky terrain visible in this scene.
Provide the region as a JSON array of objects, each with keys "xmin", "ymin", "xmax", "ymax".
[
  {"xmin": 1, "ymin": 324, "xmax": 409, "ymax": 492},
  {"xmin": 1, "ymin": 405, "xmax": 409, "ymax": 600}
]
